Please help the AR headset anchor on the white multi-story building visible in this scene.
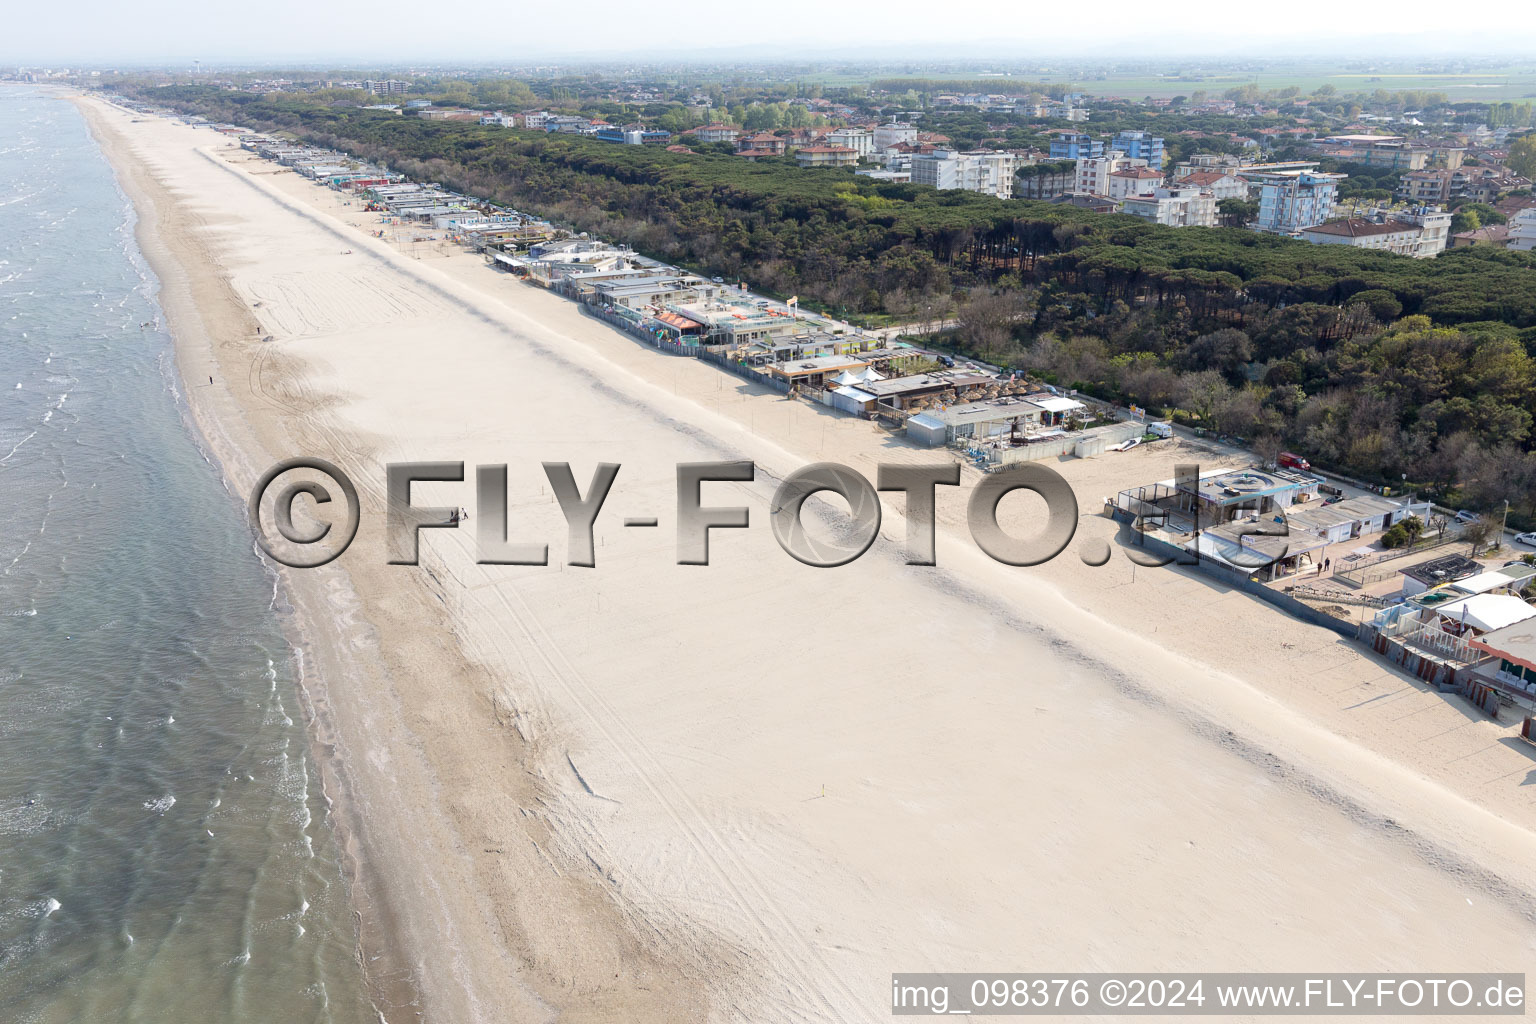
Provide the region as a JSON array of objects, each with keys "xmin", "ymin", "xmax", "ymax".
[
  {"xmin": 1171, "ymin": 153, "xmax": 1243, "ymax": 177},
  {"xmin": 1392, "ymin": 205, "xmax": 1452, "ymax": 256},
  {"xmin": 689, "ymin": 123, "xmax": 741, "ymax": 145},
  {"xmin": 910, "ymin": 149, "xmax": 1017, "ymax": 199},
  {"xmin": 827, "ymin": 127, "xmax": 874, "ymax": 158},
  {"xmin": 794, "ymin": 145, "xmax": 860, "ymax": 169},
  {"xmin": 1120, "ymin": 187, "xmax": 1218, "ymax": 228},
  {"xmin": 1299, "ymin": 205, "xmax": 1451, "ymax": 257},
  {"xmin": 856, "ymin": 168, "xmax": 912, "ymax": 183},
  {"xmin": 1505, "ymin": 208, "xmax": 1536, "ymax": 251},
  {"xmin": 1107, "ymin": 166, "xmax": 1164, "ymax": 200},
  {"xmin": 1299, "ymin": 218, "xmax": 1424, "ymax": 254},
  {"xmin": 1074, "ymin": 152, "xmax": 1135, "ymax": 195},
  {"xmin": 1045, "ymin": 105, "xmax": 1090, "ymax": 121},
  {"xmin": 1174, "ymin": 170, "xmax": 1250, "ymax": 201},
  {"xmin": 873, "ymin": 122, "xmax": 918, "ymax": 151}
]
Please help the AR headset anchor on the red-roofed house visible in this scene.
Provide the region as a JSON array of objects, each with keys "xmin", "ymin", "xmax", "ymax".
[
  {"xmin": 737, "ymin": 133, "xmax": 787, "ymax": 159},
  {"xmin": 1174, "ymin": 169, "xmax": 1249, "ymax": 201},
  {"xmin": 686, "ymin": 123, "xmax": 740, "ymax": 145},
  {"xmin": 1107, "ymin": 165, "xmax": 1165, "ymax": 200},
  {"xmin": 1298, "ymin": 218, "xmax": 1422, "ymax": 255}
]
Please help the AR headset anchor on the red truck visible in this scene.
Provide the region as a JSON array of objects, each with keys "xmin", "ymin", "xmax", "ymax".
[{"xmin": 1278, "ymin": 451, "xmax": 1311, "ymax": 471}]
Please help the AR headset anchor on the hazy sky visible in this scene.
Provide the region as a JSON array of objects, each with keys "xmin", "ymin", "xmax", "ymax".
[{"xmin": 10, "ymin": 0, "xmax": 1536, "ymax": 63}]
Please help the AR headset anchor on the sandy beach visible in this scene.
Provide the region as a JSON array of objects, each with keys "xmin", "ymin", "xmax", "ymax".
[{"xmin": 78, "ymin": 94, "xmax": 1536, "ymax": 1022}]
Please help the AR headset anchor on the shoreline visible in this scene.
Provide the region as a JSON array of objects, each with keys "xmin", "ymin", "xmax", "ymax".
[
  {"xmin": 73, "ymin": 90, "xmax": 1536, "ymax": 1021},
  {"xmin": 74, "ymin": 94, "xmax": 430, "ymax": 1022},
  {"xmin": 77, "ymin": 95, "xmax": 717, "ymax": 1024}
]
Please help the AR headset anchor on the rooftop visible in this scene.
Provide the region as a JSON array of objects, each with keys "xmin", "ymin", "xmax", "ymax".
[
  {"xmin": 857, "ymin": 371, "xmax": 994, "ymax": 398},
  {"xmin": 1196, "ymin": 518, "xmax": 1320, "ymax": 568},
  {"xmin": 1177, "ymin": 170, "xmax": 1238, "ymax": 186},
  {"xmin": 1285, "ymin": 494, "xmax": 1406, "ymax": 533},
  {"xmin": 1185, "ymin": 468, "xmax": 1303, "ymax": 507},
  {"xmin": 1431, "ymin": 594, "xmax": 1536, "ymax": 634},
  {"xmin": 1471, "ymin": 620, "xmax": 1536, "ymax": 672},
  {"xmin": 1400, "ymin": 554, "xmax": 1483, "ymax": 586},
  {"xmin": 1303, "ymin": 219, "xmax": 1414, "ymax": 239}
]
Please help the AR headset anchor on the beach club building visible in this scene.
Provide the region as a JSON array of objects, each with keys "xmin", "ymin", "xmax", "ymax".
[
  {"xmin": 1368, "ymin": 581, "xmax": 1536, "ymax": 675},
  {"xmin": 1398, "ymin": 553, "xmax": 1485, "ymax": 597},
  {"xmin": 766, "ymin": 354, "xmax": 872, "ymax": 388},
  {"xmin": 1283, "ymin": 494, "xmax": 1431, "ymax": 545},
  {"xmin": 1470, "ymin": 619, "xmax": 1536, "ymax": 696},
  {"xmin": 1189, "ymin": 518, "xmax": 1327, "ymax": 579},
  {"xmin": 854, "ymin": 371, "xmax": 997, "ymax": 411},
  {"xmin": 904, "ymin": 393, "xmax": 1087, "ymax": 445},
  {"xmin": 1162, "ymin": 466, "xmax": 1323, "ymax": 526},
  {"xmin": 1179, "ymin": 494, "xmax": 1428, "ymax": 581},
  {"xmin": 1378, "ymin": 591, "xmax": 1536, "ymax": 648}
]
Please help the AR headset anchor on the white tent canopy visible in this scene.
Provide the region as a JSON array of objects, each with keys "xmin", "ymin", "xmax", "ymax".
[
  {"xmin": 1435, "ymin": 594, "xmax": 1536, "ymax": 634},
  {"xmin": 1033, "ymin": 395, "xmax": 1086, "ymax": 414}
]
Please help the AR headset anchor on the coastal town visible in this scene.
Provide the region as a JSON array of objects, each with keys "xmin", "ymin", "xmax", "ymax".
[
  {"xmin": 34, "ymin": 63, "xmax": 1530, "ymax": 253},
  {"xmin": 108, "ymin": 94, "xmax": 1536, "ymax": 733},
  {"xmin": 10, "ymin": 35, "xmax": 1536, "ymax": 1024}
]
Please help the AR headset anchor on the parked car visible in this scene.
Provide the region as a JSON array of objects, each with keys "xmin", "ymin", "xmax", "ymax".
[
  {"xmin": 711, "ymin": 276, "xmax": 724, "ymax": 284},
  {"xmin": 1454, "ymin": 510, "xmax": 1481, "ymax": 524},
  {"xmin": 1322, "ymin": 495, "xmax": 1344, "ymax": 505},
  {"xmin": 1514, "ymin": 531, "xmax": 1536, "ymax": 547}
]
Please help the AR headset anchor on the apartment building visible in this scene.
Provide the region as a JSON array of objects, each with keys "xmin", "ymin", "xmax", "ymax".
[
  {"xmin": 795, "ymin": 145, "xmax": 860, "ymax": 169},
  {"xmin": 1398, "ymin": 169, "xmax": 1453, "ymax": 204},
  {"xmin": 1255, "ymin": 171, "xmax": 1345, "ymax": 234},
  {"xmin": 1173, "ymin": 169, "xmax": 1249, "ymax": 201},
  {"xmin": 1317, "ymin": 135, "xmax": 1429, "ymax": 171},
  {"xmin": 910, "ymin": 149, "xmax": 1018, "ymax": 199},
  {"xmin": 1120, "ymin": 187, "xmax": 1217, "ymax": 228},
  {"xmin": 1106, "ymin": 166, "xmax": 1164, "ymax": 200},
  {"xmin": 688, "ymin": 123, "xmax": 741, "ymax": 145},
  {"xmin": 1172, "ymin": 153, "xmax": 1242, "ymax": 177},
  {"xmin": 1504, "ymin": 208, "xmax": 1536, "ymax": 251},
  {"xmin": 1049, "ymin": 133, "xmax": 1105, "ymax": 162},
  {"xmin": 872, "ymin": 122, "xmax": 918, "ymax": 151},
  {"xmin": 1394, "ymin": 205, "xmax": 1452, "ymax": 256},
  {"xmin": 596, "ymin": 125, "xmax": 670, "ymax": 145},
  {"xmin": 1299, "ymin": 218, "xmax": 1425, "ymax": 254},
  {"xmin": 1111, "ymin": 131, "xmax": 1165, "ymax": 170},
  {"xmin": 737, "ymin": 133, "xmax": 787, "ymax": 158},
  {"xmin": 827, "ymin": 127, "xmax": 874, "ymax": 158},
  {"xmin": 1074, "ymin": 153, "xmax": 1124, "ymax": 195}
]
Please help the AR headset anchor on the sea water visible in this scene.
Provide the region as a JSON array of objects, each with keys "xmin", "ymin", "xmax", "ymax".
[{"xmin": 0, "ymin": 89, "xmax": 375, "ymax": 1024}]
